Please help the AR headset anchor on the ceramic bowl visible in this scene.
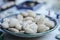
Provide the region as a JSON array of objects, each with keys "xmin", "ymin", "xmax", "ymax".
[{"xmin": 0, "ymin": 14, "xmax": 57, "ymax": 38}]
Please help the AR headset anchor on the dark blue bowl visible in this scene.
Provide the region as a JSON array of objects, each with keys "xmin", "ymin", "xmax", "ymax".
[
  {"xmin": 16, "ymin": 1, "xmax": 43, "ymax": 11},
  {"xmin": 0, "ymin": 14, "xmax": 57, "ymax": 38}
]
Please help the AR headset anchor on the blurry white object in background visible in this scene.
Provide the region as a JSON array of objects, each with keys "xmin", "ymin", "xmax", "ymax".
[
  {"xmin": 35, "ymin": 5, "xmax": 56, "ymax": 18},
  {"xmin": 5, "ymin": 7, "xmax": 20, "ymax": 14},
  {"xmin": 33, "ymin": 0, "xmax": 56, "ymax": 4},
  {"xmin": 34, "ymin": 0, "xmax": 57, "ymax": 18},
  {"xmin": 0, "ymin": 13, "xmax": 6, "ymax": 19},
  {"xmin": 35, "ymin": 5, "xmax": 48, "ymax": 15},
  {"xmin": 1, "ymin": 1, "xmax": 15, "ymax": 9},
  {"xmin": 0, "ymin": 7, "xmax": 20, "ymax": 19},
  {"xmin": 33, "ymin": 0, "xmax": 56, "ymax": 10},
  {"xmin": 51, "ymin": 0, "xmax": 60, "ymax": 12},
  {"xmin": 33, "ymin": 0, "xmax": 48, "ymax": 3},
  {"xmin": 0, "ymin": 0, "xmax": 4, "ymax": 6},
  {"xmin": 51, "ymin": 0, "xmax": 60, "ymax": 19},
  {"xmin": 49, "ymin": 10, "xmax": 56, "ymax": 18}
]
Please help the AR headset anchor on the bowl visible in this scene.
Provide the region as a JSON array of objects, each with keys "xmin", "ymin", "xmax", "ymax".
[
  {"xmin": 0, "ymin": 14, "xmax": 57, "ymax": 38},
  {"xmin": 16, "ymin": 1, "xmax": 43, "ymax": 11}
]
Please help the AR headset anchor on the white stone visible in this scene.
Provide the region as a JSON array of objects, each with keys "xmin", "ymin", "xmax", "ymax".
[
  {"xmin": 3, "ymin": 18, "xmax": 10, "ymax": 22},
  {"xmin": 1, "ymin": 22, "xmax": 9, "ymax": 29},
  {"xmin": 17, "ymin": 14, "xmax": 23, "ymax": 21},
  {"xmin": 9, "ymin": 18, "xmax": 20, "ymax": 27},
  {"xmin": 37, "ymin": 24, "xmax": 49, "ymax": 32},
  {"xmin": 15, "ymin": 24, "xmax": 22, "ymax": 30},
  {"xmin": 25, "ymin": 28, "xmax": 36, "ymax": 34},
  {"xmin": 21, "ymin": 12, "xmax": 28, "ymax": 17},
  {"xmin": 27, "ymin": 10, "xmax": 36, "ymax": 17},
  {"xmin": 28, "ymin": 23, "xmax": 38, "ymax": 33},
  {"xmin": 8, "ymin": 28, "xmax": 19, "ymax": 33},
  {"xmin": 24, "ymin": 17, "xmax": 34, "ymax": 21},
  {"xmin": 45, "ymin": 21, "xmax": 55, "ymax": 28},
  {"xmin": 37, "ymin": 15, "xmax": 45, "ymax": 24}
]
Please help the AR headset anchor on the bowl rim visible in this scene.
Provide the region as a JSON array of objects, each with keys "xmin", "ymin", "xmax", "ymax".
[{"xmin": 0, "ymin": 13, "xmax": 58, "ymax": 37}]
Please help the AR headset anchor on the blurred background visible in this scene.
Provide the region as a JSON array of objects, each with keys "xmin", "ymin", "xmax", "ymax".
[{"xmin": 0, "ymin": 0, "xmax": 58, "ymax": 19}]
